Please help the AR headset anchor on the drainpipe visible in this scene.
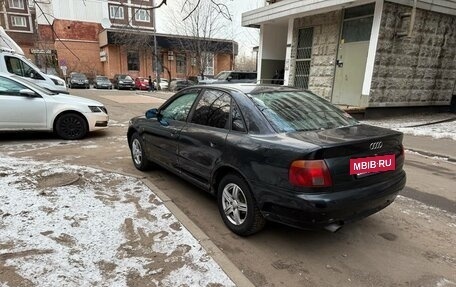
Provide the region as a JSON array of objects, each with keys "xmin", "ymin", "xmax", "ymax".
[
  {"xmin": 408, "ymin": 0, "xmax": 417, "ymax": 37},
  {"xmin": 153, "ymin": 0, "xmax": 160, "ymax": 89}
]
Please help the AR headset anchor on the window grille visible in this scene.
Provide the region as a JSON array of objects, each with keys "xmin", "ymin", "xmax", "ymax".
[{"xmin": 294, "ymin": 27, "xmax": 313, "ymax": 89}]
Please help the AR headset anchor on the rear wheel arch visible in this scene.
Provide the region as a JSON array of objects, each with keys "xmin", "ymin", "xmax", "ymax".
[{"xmin": 211, "ymin": 165, "xmax": 251, "ymax": 195}]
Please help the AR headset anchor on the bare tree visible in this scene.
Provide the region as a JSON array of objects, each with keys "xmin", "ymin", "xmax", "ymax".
[
  {"xmin": 235, "ymin": 53, "xmax": 257, "ymax": 72},
  {"xmin": 167, "ymin": 0, "xmax": 235, "ymax": 79}
]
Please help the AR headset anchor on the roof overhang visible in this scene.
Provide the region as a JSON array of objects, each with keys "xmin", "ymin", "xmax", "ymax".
[
  {"xmin": 242, "ymin": 0, "xmax": 456, "ymax": 28},
  {"xmin": 242, "ymin": 0, "xmax": 362, "ymax": 27}
]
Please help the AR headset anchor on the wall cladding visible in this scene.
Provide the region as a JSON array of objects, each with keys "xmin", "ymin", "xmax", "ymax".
[
  {"xmin": 370, "ymin": 2, "xmax": 456, "ymax": 106},
  {"xmin": 290, "ymin": 10, "xmax": 341, "ymax": 101}
]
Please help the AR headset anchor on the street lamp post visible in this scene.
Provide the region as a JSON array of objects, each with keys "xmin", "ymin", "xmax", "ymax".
[{"xmin": 152, "ymin": 0, "xmax": 161, "ymax": 90}]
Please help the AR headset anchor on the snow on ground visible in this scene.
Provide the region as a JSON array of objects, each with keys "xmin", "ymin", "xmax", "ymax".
[
  {"xmin": 361, "ymin": 113, "xmax": 456, "ymax": 140},
  {"xmin": 1, "ymin": 141, "xmax": 78, "ymax": 155},
  {"xmin": 0, "ymin": 156, "xmax": 234, "ymax": 287}
]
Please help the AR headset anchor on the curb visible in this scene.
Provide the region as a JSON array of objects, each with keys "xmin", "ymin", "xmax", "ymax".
[
  {"xmin": 100, "ymin": 167, "xmax": 255, "ymax": 287},
  {"xmin": 405, "ymin": 148, "xmax": 456, "ymax": 163}
]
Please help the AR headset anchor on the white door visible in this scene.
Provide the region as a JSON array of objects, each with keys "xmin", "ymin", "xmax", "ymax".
[
  {"xmin": 0, "ymin": 76, "xmax": 47, "ymax": 129},
  {"xmin": 332, "ymin": 4, "xmax": 375, "ymax": 106}
]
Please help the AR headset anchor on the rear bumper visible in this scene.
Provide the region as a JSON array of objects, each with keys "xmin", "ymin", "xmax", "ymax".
[{"xmin": 252, "ymin": 170, "xmax": 406, "ymax": 229}]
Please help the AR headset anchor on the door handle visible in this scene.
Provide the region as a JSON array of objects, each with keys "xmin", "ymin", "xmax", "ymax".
[{"xmin": 170, "ymin": 130, "xmax": 179, "ymax": 138}]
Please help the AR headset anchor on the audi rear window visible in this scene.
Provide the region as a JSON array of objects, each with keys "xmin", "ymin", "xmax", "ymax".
[{"xmin": 250, "ymin": 91, "xmax": 358, "ymax": 133}]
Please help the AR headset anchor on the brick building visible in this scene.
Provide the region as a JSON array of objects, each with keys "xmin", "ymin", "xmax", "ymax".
[
  {"xmin": 2, "ymin": 0, "xmax": 237, "ymax": 80},
  {"xmin": 0, "ymin": 0, "xmax": 36, "ymax": 59},
  {"xmin": 243, "ymin": 0, "xmax": 456, "ymax": 108}
]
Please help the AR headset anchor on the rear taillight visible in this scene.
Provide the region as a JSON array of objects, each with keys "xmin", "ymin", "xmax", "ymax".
[{"xmin": 289, "ymin": 160, "xmax": 333, "ymax": 187}]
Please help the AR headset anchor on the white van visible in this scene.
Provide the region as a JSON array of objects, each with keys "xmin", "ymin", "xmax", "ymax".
[{"xmin": 0, "ymin": 26, "xmax": 68, "ymax": 94}]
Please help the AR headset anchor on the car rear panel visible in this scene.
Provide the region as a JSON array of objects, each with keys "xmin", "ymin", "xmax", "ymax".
[{"xmin": 287, "ymin": 124, "xmax": 405, "ymax": 192}]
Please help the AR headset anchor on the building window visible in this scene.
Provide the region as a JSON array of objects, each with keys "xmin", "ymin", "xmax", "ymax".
[
  {"xmin": 8, "ymin": 0, "xmax": 24, "ymax": 9},
  {"xmin": 135, "ymin": 9, "xmax": 150, "ymax": 22},
  {"xmin": 176, "ymin": 54, "xmax": 186, "ymax": 74},
  {"xmin": 110, "ymin": 6, "xmax": 124, "ymax": 20},
  {"xmin": 11, "ymin": 16, "xmax": 26, "ymax": 27},
  {"xmin": 127, "ymin": 51, "xmax": 139, "ymax": 71},
  {"xmin": 202, "ymin": 52, "xmax": 214, "ymax": 76},
  {"xmin": 294, "ymin": 27, "xmax": 313, "ymax": 89}
]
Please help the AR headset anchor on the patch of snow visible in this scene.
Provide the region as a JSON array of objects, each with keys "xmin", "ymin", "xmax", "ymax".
[
  {"xmin": 1, "ymin": 141, "xmax": 77, "ymax": 155},
  {"xmin": 0, "ymin": 156, "xmax": 234, "ymax": 287},
  {"xmin": 361, "ymin": 113, "xmax": 456, "ymax": 140},
  {"xmin": 81, "ymin": 145, "xmax": 99, "ymax": 149},
  {"xmin": 108, "ymin": 120, "xmax": 128, "ymax": 127},
  {"xmin": 436, "ymin": 278, "xmax": 456, "ymax": 287}
]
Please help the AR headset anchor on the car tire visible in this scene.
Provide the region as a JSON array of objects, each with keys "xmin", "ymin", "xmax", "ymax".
[
  {"xmin": 217, "ymin": 173, "xmax": 266, "ymax": 236},
  {"xmin": 55, "ymin": 113, "xmax": 88, "ymax": 140},
  {"xmin": 130, "ymin": 133, "xmax": 152, "ymax": 171}
]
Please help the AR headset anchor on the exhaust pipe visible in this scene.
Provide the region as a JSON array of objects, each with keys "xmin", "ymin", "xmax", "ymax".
[{"xmin": 324, "ymin": 222, "xmax": 343, "ymax": 233}]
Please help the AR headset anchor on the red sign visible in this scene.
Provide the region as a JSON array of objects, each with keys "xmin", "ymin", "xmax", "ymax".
[{"xmin": 350, "ymin": 154, "xmax": 395, "ymax": 175}]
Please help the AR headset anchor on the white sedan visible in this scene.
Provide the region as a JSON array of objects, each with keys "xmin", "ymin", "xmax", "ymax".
[
  {"xmin": 0, "ymin": 73, "xmax": 108, "ymax": 140},
  {"xmin": 153, "ymin": 79, "xmax": 169, "ymax": 90}
]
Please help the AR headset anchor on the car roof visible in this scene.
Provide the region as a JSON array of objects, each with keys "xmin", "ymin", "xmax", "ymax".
[{"xmin": 190, "ymin": 84, "xmax": 300, "ymax": 94}]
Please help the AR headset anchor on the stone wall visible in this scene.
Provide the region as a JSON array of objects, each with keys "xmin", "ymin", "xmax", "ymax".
[
  {"xmin": 370, "ymin": 2, "xmax": 456, "ymax": 107},
  {"xmin": 290, "ymin": 11, "xmax": 341, "ymax": 101}
]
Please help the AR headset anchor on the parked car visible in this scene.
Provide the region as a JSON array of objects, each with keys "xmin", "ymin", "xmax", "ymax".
[
  {"xmin": 113, "ymin": 74, "xmax": 135, "ymax": 90},
  {"xmin": 199, "ymin": 71, "xmax": 257, "ymax": 84},
  {"xmin": 67, "ymin": 72, "xmax": 90, "ymax": 89},
  {"xmin": 135, "ymin": 77, "xmax": 150, "ymax": 90},
  {"xmin": 169, "ymin": 79, "xmax": 195, "ymax": 91},
  {"xmin": 127, "ymin": 84, "xmax": 406, "ymax": 236},
  {"xmin": 188, "ymin": 75, "xmax": 214, "ymax": 84},
  {"xmin": 0, "ymin": 73, "xmax": 108, "ymax": 140},
  {"xmin": 153, "ymin": 79, "xmax": 169, "ymax": 90},
  {"xmin": 93, "ymin": 76, "xmax": 112, "ymax": 89}
]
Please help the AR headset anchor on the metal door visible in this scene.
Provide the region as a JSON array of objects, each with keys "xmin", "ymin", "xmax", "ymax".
[{"xmin": 332, "ymin": 4, "xmax": 375, "ymax": 106}]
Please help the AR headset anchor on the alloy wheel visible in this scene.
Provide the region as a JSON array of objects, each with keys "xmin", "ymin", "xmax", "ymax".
[
  {"xmin": 222, "ymin": 183, "xmax": 248, "ymax": 225},
  {"xmin": 131, "ymin": 138, "xmax": 143, "ymax": 166}
]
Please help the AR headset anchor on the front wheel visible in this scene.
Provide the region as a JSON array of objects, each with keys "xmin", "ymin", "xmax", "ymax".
[
  {"xmin": 55, "ymin": 113, "xmax": 88, "ymax": 140},
  {"xmin": 217, "ymin": 174, "xmax": 266, "ymax": 236},
  {"xmin": 130, "ymin": 133, "xmax": 151, "ymax": 171}
]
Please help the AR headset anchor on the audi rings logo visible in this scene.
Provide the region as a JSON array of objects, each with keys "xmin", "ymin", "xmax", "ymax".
[{"xmin": 370, "ymin": 141, "xmax": 383, "ymax": 150}]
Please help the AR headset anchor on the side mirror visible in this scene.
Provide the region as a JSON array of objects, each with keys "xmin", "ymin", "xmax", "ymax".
[
  {"xmin": 20, "ymin": 89, "xmax": 38, "ymax": 97},
  {"xmin": 227, "ymin": 76, "xmax": 233, "ymax": 82},
  {"xmin": 145, "ymin": 108, "xmax": 158, "ymax": 119}
]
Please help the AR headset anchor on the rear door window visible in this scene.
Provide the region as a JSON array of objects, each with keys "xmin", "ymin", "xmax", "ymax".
[{"xmin": 190, "ymin": 89, "xmax": 231, "ymax": 129}]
